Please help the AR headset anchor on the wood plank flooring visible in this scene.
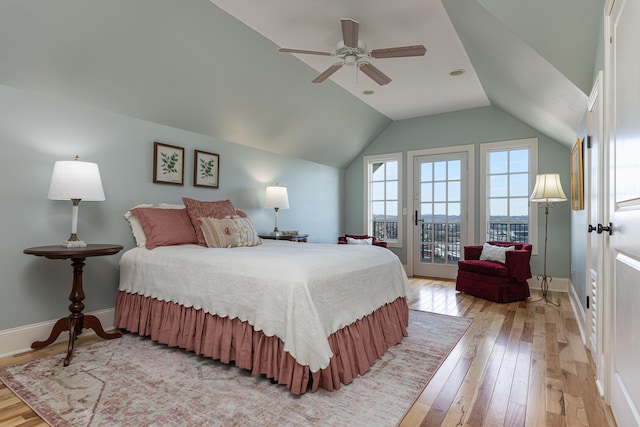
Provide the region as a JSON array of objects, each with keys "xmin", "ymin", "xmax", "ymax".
[
  {"xmin": 400, "ymin": 277, "xmax": 616, "ymax": 427},
  {"xmin": 0, "ymin": 278, "xmax": 617, "ymax": 426}
]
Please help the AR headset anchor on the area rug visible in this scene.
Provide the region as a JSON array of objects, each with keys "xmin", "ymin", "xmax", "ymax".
[{"xmin": 0, "ymin": 310, "xmax": 471, "ymax": 427}]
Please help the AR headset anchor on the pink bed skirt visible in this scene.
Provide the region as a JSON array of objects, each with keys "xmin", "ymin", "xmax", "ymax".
[{"xmin": 114, "ymin": 291, "xmax": 409, "ymax": 394}]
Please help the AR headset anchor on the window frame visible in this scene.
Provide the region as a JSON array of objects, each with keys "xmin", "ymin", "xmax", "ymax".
[
  {"xmin": 480, "ymin": 138, "xmax": 539, "ymax": 254},
  {"xmin": 363, "ymin": 152, "xmax": 403, "ymax": 248}
]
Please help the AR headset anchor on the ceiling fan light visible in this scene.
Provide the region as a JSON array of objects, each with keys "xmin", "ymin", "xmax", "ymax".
[{"xmin": 345, "ymin": 55, "xmax": 358, "ymax": 66}]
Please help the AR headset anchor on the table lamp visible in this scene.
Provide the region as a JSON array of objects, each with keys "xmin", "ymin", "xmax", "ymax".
[
  {"xmin": 48, "ymin": 156, "xmax": 105, "ymax": 247},
  {"xmin": 264, "ymin": 184, "xmax": 289, "ymax": 236}
]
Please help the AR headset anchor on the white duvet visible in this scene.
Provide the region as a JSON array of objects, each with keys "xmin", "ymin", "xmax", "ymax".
[{"xmin": 118, "ymin": 240, "xmax": 411, "ymax": 371}]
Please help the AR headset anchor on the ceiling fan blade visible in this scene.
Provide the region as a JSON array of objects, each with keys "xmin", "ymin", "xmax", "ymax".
[
  {"xmin": 279, "ymin": 48, "xmax": 332, "ymax": 56},
  {"xmin": 312, "ymin": 63, "xmax": 343, "ymax": 83},
  {"xmin": 359, "ymin": 62, "xmax": 391, "ymax": 85},
  {"xmin": 340, "ymin": 18, "xmax": 359, "ymax": 48},
  {"xmin": 370, "ymin": 45, "xmax": 427, "ymax": 59}
]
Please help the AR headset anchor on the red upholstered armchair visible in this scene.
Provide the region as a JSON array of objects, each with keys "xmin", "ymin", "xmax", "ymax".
[
  {"xmin": 337, "ymin": 234, "xmax": 388, "ymax": 248},
  {"xmin": 455, "ymin": 241, "xmax": 532, "ymax": 303}
]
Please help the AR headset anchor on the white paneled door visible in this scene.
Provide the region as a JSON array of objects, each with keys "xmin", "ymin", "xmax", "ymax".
[{"xmin": 606, "ymin": 0, "xmax": 640, "ymax": 424}]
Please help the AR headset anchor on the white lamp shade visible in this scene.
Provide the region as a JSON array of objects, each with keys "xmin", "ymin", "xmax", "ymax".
[
  {"xmin": 48, "ymin": 160, "xmax": 105, "ymax": 201},
  {"xmin": 264, "ymin": 186, "xmax": 289, "ymax": 209},
  {"xmin": 529, "ymin": 173, "xmax": 567, "ymax": 203}
]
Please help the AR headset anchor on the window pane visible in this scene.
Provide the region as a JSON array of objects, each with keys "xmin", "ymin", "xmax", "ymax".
[
  {"xmin": 421, "ymin": 203, "xmax": 432, "ymax": 221},
  {"xmin": 489, "ymin": 151, "xmax": 508, "ymax": 174},
  {"xmin": 421, "ymin": 183, "xmax": 432, "ymax": 202},
  {"xmin": 448, "ymin": 181, "xmax": 461, "ymax": 202},
  {"xmin": 386, "ymin": 201, "xmax": 398, "ymax": 217},
  {"xmin": 510, "ymin": 198, "xmax": 529, "ymax": 217},
  {"xmin": 448, "ymin": 160, "xmax": 461, "ymax": 180},
  {"xmin": 434, "ymin": 182, "xmax": 447, "ymax": 202},
  {"xmin": 434, "ymin": 202, "xmax": 446, "ymax": 218},
  {"xmin": 386, "ymin": 161, "xmax": 398, "ymax": 180},
  {"xmin": 386, "ymin": 181, "xmax": 398, "ymax": 200},
  {"xmin": 434, "ymin": 161, "xmax": 447, "ymax": 181},
  {"xmin": 421, "ymin": 162, "xmax": 432, "ymax": 181},
  {"xmin": 448, "ymin": 202, "xmax": 461, "ymax": 219},
  {"xmin": 372, "ymin": 162, "xmax": 385, "ymax": 181},
  {"xmin": 489, "ymin": 175, "xmax": 508, "ymax": 197},
  {"xmin": 372, "ymin": 182, "xmax": 385, "ymax": 200},
  {"xmin": 372, "ymin": 201, "xmax": 385, "ymax": 217},
  {"xmin": 509, "ymin": 173, "xmax": 529, "ymax": 197},
  {"xmin": 489, "ymin": 198, "xmax": 508, "ymax": 218},
  {"xmin": 510, "ymin": 149, "xmax": 529, "ymax": 173}
]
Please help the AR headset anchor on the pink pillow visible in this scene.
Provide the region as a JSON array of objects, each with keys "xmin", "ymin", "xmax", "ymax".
[
  {"xmin": 131, "ymin": 207, "xmax": 197, "ymax": 249},
  {"xmin": 182, "ymin": 198, "xmax": 238, "ymax": 246}
]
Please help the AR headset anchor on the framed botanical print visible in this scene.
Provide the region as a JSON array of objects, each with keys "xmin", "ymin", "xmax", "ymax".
[
  {"xmin": 194, "ymin": 150, "xmax": 219, "ymax": 188},
  {"xmin": 153, "ymin": 142, "xmax": 184, "ymax": 185},
  {"xmin": 570, "ymin": 137, "xmax": 584, "ymax": 210}
]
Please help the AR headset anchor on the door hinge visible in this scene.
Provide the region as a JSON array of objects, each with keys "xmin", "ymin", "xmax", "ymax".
[{"xmin": 587, "ymin": 295, "xmax": 590, "ymax": 309}]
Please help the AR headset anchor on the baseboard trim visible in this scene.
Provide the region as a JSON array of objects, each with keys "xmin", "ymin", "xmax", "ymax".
[
  {"xmin": 527, "ymin": 276, "xmax": 569, "ymax": 293},
  {"xmin": 568, "ymin": 281, "xmax": 588, "ymax": 345},
  {"xmin": 0, "ymin": 308, "xmax": 116, "ymax": 359}
]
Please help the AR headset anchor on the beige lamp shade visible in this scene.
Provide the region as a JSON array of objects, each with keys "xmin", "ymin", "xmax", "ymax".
[{"xmin": 529, "ymin": 173, "xmax": 567, "ymax": 203}]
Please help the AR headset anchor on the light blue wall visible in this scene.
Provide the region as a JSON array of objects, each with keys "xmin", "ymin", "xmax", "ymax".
[
  {"xmin": 0, "ymin": 84, "xmax": 342, "ymax": 331},
  {"xmin": 345, "ymin": 106, "xmax": 572, "ymax": 280}
]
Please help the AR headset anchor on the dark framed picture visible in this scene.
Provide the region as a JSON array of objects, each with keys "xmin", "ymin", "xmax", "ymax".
[
  {"xmin": 153, "ymin": 142, "xmax": 184, "ymax": 185},
  {"xmin": 570, "ymin": 137, "xmax": 584, "ymax": 210},
  {"xmin": 194, "ymin": 150, "xmax": 219, "ymax": 188}
]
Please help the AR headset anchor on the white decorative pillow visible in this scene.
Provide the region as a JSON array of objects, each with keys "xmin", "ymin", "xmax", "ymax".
[
  {"xmin": 199, "ymin": 216, "xmax": 261, "ymax": 248},
  {"xmin": 124, "ymin": 204, "xmax": 185, "ymax": 247},
  {"xmin": 479, "ymin": 243, "xmax": 515, "ymax": 264},
  {"xmin": 346, "ymin": 237, "xmax": 373, "ymax": 245}
]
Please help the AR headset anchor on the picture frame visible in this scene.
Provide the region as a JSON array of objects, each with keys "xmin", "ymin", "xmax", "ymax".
[
  {"xmin": 153, "ymin": 142, "xmax": 184, "ymax": 185},
  {"xmin": 194, "ymin": 150, "xmax": 220, "ymax": 188},
  {"xmin": 570, "ymin": 137, "xmax": 584, "ymax": 210}
]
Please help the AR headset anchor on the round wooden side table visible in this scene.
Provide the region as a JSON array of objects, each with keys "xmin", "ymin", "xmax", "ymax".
[{"xmin": 23, "ymin": 244, "xmax": 123, "ymax": 366}]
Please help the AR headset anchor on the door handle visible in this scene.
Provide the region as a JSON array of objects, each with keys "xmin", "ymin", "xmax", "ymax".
[
  {"xmin": 597, "ymin": 223, "xmax": 613, "ymax": 235},
  {"xmin": 588, "ymin": 224, "xmax": 597, "ymax": 233},
  {"xmin": 414, "ymin": 210, "xmax": 424, "ymax": 226}
]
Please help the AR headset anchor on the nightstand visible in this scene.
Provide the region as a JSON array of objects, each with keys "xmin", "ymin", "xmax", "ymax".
[
  {"xmin": 259, "ymin": 233, "xmax": 308, "ymax": 243},
  {"xmin": 23, "ymin": 244, "xmax": 123, "ymax": 366}
]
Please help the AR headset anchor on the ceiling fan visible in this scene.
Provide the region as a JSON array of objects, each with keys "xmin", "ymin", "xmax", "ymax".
[{"xmin": 279, "ymin": 18, "xmax": 426, "ymax": 85}]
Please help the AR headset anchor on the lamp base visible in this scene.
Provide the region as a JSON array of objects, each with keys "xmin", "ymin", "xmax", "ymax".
[{"xmin": 62, "ymin": 240, "xmax": 87, "ymax": 248}]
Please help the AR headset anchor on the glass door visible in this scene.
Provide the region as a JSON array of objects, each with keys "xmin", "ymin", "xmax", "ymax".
[{"xmin": 413, "ymin": 152, "xmax": 468, "ymax": 278}]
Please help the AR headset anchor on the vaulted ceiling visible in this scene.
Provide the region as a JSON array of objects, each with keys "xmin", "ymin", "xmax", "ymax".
[{"xmin": 0, "ymin": 0, "xmax": 603, "ymax": 168}]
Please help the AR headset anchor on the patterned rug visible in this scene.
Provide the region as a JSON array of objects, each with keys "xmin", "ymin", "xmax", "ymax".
[{"xmin": 0, "ymin": 310, "xmax": 471, "ymax": 427}]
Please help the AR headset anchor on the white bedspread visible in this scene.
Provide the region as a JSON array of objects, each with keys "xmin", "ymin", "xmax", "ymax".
[{"xmin": 118, "ymin": 240, "xmax": 411, "ymax": 371}]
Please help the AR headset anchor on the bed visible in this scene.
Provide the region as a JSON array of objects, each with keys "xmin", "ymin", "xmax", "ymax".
[
  {"xmin": 114, "ymin": 239, "xmax": 411, "ymax": 394},
  {"xmin": 114, "ymin": 198, "xmax": 411, "ymax": 394}
]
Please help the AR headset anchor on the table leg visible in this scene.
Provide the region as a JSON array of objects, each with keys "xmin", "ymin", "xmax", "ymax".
[
  {"xmin": 31, "ymin": 317, "xmax": 70, "ymax": 348},
  {"xmin": 31, "ymin": 256, "xmax": 121, "ymax": 366},
  {"xmin": 83, "ymin": 315, "xmax": 122, "ymax": 340}
]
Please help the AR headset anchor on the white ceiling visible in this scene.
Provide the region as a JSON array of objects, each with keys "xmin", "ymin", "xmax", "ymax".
[
  {"xmin": 210, "ymin": 0, "xmax": 490, "ymax": 121},
  {"xmin": 210, "ymin": 0, "xmax": 603, "ymax": 148}
]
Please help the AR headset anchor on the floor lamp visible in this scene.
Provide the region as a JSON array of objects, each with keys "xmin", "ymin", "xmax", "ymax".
[{"xmin": 529, "ymin": 174, "xmax": 567, "ymax": 305}]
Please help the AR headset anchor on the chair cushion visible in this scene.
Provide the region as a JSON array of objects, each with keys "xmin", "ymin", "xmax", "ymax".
[{"xmin": 458, "ymin": 259, "xmax": 509, "ymax": 278}]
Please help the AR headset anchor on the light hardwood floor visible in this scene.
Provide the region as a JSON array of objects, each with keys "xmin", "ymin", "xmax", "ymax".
[{"xmin": 0, "ymin": 278, "xmax": 617, "ymax": 426}]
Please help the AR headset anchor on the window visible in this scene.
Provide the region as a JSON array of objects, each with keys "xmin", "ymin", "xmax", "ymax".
[
  {"xmin": 480, "ymin": 139, "xmax": 538, "ymax": 248},
  {"xmin": 364, "ymin": 153, "xmax": 402, "ymax": 247}
]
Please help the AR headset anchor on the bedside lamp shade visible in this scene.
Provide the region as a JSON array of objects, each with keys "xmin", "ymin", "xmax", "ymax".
[
  {"xmin": 264, "ymin": 184, "xmax": 289, "ymax": 235},
  {"xmin": 264, "ymin": 185, "xmax": 289, "ymax": 210},
  {"xmin": 48, "ymin": 157, "xmax": 105, "ymax": 247}
]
